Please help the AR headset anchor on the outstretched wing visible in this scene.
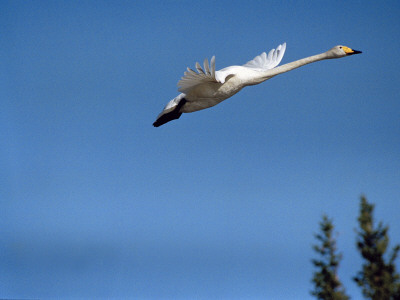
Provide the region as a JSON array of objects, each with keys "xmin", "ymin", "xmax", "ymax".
[
  {"xmin": 178, "ymin": 56, "xmax": 219, "ymax": 93},
  {"xmin": 243, "ymin": 43, "xmax": 286, "ymax": 70},
  {"xmin": 177, "ymin": 43, "xmax": 286, "ymax": 94}
]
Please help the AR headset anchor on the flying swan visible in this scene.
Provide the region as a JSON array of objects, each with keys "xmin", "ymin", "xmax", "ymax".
[{"xmin": 153, "ymin": 43, "xmax": 361, "ymax": 127}]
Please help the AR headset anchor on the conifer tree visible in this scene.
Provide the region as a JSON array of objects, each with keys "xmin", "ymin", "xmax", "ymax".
[
  {"xmin": 354, "ymin": 196, "xmax": 400, "ymax": 299},
  {"xmin": 311, "ymin": 215, "xmax": 349, "ymax": 300}
]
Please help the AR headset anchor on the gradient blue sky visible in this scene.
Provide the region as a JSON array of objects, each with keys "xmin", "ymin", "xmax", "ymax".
[{"xmin": 1, "ymin": 1, "xmax": 400, "ymax": 299}]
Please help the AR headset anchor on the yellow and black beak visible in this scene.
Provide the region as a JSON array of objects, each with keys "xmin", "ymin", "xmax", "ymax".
[
  {"xmin": 343, "ymin": 46, "xmax": 362, "ymax": 55},
  {"xmin": 348, "ymin": 49, "xmax": 362, "ymax": 55}
]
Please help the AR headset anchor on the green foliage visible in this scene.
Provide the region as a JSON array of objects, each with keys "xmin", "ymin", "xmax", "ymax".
[
  {"xmin": 311, "ymin": 215, "xmax": 349, "ymax": 300},
  {"xmin": 353, "ymin": 196, "xmax": 400, "ymax": 299}
]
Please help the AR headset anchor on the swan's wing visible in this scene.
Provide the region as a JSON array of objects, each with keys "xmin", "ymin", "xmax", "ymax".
[
  {"xmin": 178, "ymin": 56, "xmax": 231, "ymax": 93},
  {"xmin": 243, "ymin": 43, "xmax": 286, "ymax": 70},
  {"xmin": 177, "ymin": 43, "xmax": 286, "ymax": 93}
]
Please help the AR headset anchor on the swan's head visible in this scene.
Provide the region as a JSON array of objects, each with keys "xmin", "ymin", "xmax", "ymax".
[{"xmin": 327, "ymin": 45, "xmax": 362, "ymax": 58}]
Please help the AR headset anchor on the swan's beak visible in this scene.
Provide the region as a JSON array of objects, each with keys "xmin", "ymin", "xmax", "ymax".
[
  {"xmin": 343, "ymin": 47, "xmax": 362, "ymax": 55},
  {"xmin": 348, "ymin": 49, "xmax": 362, "ymax": 55}
]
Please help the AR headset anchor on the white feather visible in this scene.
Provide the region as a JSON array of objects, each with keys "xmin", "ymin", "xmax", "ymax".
[{"xmin": 243, "ymin": 43, "xmax": 286, "ymax": 70}]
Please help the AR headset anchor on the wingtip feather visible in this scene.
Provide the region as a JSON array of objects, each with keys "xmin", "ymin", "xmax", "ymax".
[{"xmin": 195, "ymin": 62, "xmax": 204, "ymax": 74}]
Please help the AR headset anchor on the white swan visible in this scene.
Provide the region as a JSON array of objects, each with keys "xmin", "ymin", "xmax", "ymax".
[{"xmin": 153, "ymin": 43, "xmax": 361, "ymax": 127}]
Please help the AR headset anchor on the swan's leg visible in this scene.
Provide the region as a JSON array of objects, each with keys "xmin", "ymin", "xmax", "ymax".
[{"xmin": 153, "ymin": 98, "xmax": 187, "ymax": 127}]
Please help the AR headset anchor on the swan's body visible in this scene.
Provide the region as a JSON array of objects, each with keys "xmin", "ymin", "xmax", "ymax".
[{"xmin": 153, "ymin": 43, "xmax": 361, "ymax": 127}]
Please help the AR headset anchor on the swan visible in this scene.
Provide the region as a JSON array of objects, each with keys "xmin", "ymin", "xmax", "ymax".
[{"xmin": 153, "ymin": 43, "xmax": 361, "ymax": 127}]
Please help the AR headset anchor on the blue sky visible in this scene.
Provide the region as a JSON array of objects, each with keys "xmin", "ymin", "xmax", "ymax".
[{"xmin": 1, "ymin": 1, "xmax": 399, "ymax": 299}]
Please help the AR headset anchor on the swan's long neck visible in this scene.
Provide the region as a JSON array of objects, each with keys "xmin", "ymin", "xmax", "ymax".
[{"xmin": 257, "ymin": 52, "xmax": 330, "ymax": 83}]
